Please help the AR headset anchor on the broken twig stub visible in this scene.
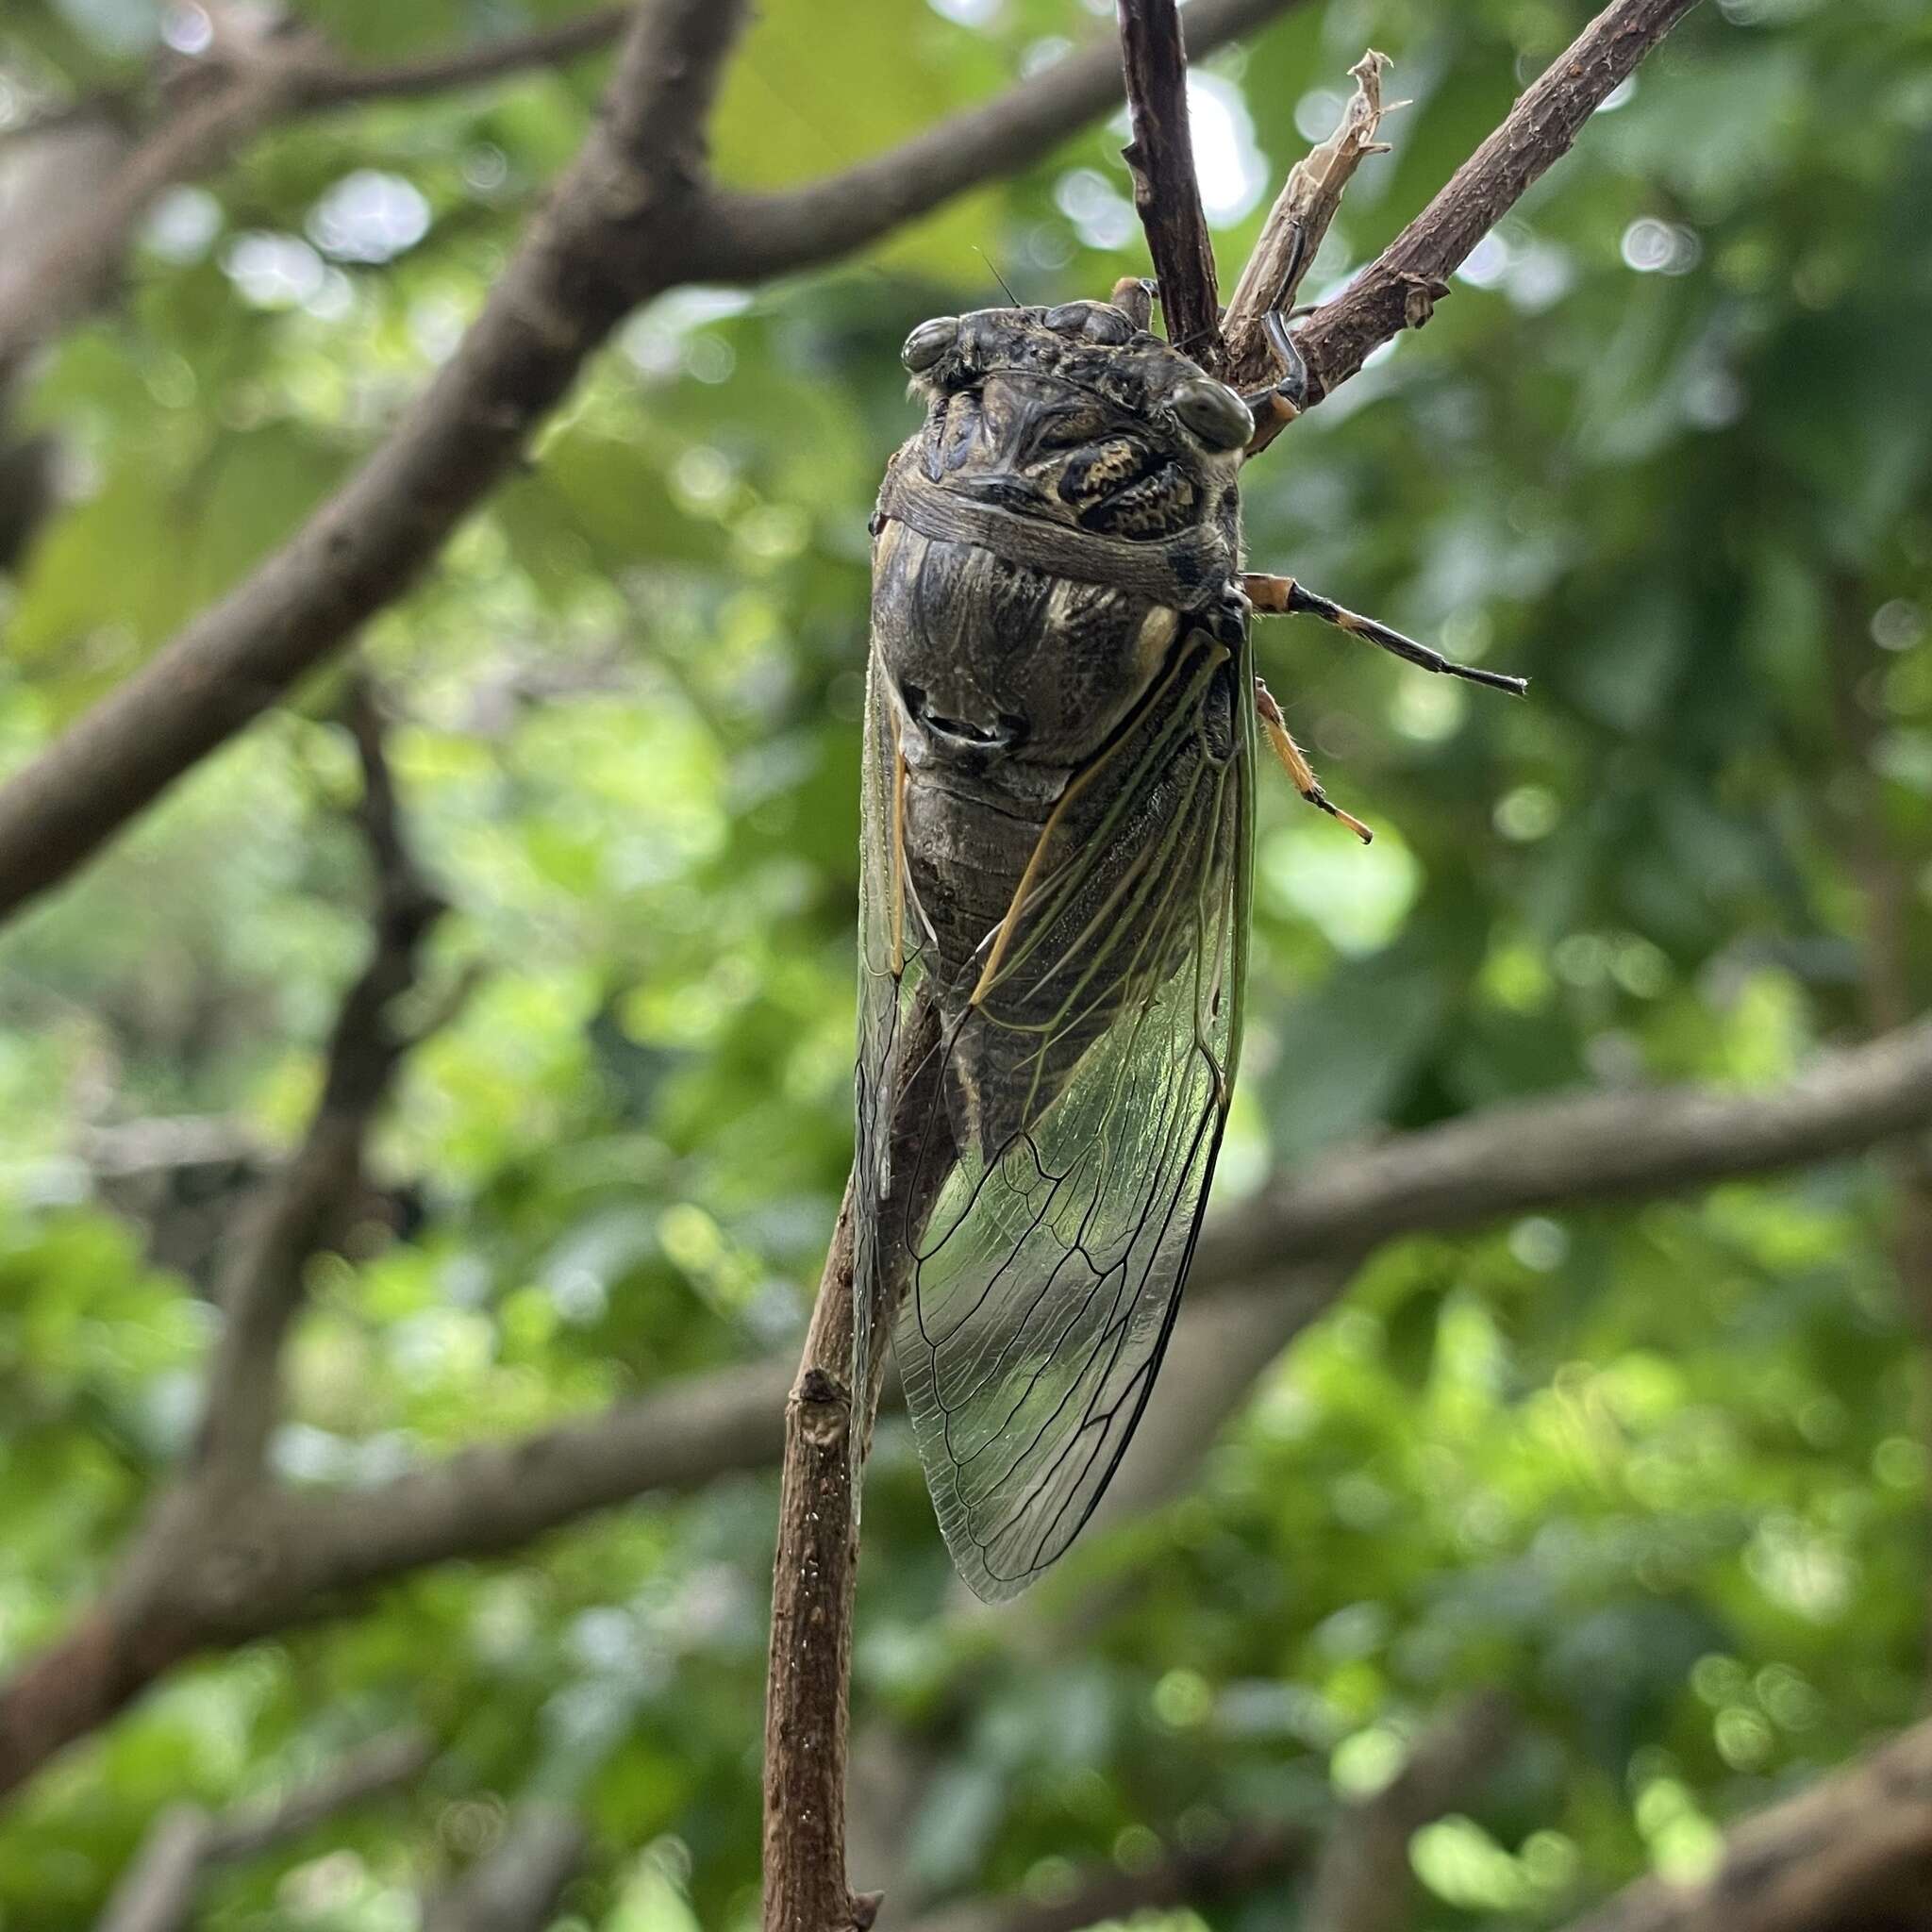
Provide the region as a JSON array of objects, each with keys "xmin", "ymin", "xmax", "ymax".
[{"xmin": 1224, "ymin": 49, "xmax": 1393, "ymax": 391}]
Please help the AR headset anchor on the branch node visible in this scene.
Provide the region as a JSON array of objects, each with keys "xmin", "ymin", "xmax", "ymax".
[
  {"xmin": 1400, "ymin": 272, "xmax": 1452, "ymax": 329},
  {"xmin": 794, "ymin": 1366, "xmax": 852, "ymax": 1448}
]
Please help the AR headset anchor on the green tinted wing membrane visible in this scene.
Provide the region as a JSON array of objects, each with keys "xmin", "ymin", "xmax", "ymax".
[{"xmin": 875, "ymin": 618, "xmax": 1253, "ymax": 1602}]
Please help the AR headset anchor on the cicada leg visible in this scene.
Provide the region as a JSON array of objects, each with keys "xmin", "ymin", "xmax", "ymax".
[
  {"xmin": 1241, "ymin": 308, "xmax": 1311, "ymax": 455},
  {"xmin": 1110, "ymin": 275, "xmax": 1156, "ymax": 332},
  {"xmin": 1254, "ymin": 675, "xmax": 1372, "ymax": 844},
  {"xmin": 1236, "ymin": 220, "xmax": 1314, "ymax": 455},
  {"xmin": 1242, "ymin": 573, "xmax": 1529, "ymax": 696}
]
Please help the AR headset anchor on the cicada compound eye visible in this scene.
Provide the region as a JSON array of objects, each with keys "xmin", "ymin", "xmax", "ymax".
[
  {"xmin": 902, "ymin": 316, "xmax": 960, "ymax": 375},
  {"xmin": 1170, "ymin": 376, "xmax": 1254, "ymax": 453}
]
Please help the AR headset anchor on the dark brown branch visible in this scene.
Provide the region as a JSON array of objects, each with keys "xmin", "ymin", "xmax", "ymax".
[
  {"xmin": 762, "ymin": 1006, "xmax": 951, "ymax": 1932},
  {"xmin": 0, "ymin": 0, "xmax": 752, "ymax": 925},
  {"xmin": 421, "ymin": 1806, "xmax": 587, "ymax": 1932},
  {"xmin": 295, "ymin": 8, "xmax": 628, "ymax": 108},
  {"xmin": 96, "ymin": 1728, "xmax": 431, "ymax": 1932},
  {"xmin": 0, "ymin": 0, "xmax": 1307, "ymax": 928},
  {"xmin": 1231, "ymin": 0, "xmax": 1708, "ymax": 398},
  {"xmin": 762, "ymin": 1191, "xmax": 875, "ymax": 1932},
  {"xmin": 675, "ymin": 0, "xmax": 1306, "ymax": 283},
  {"xmin": 1558, "ymin": 1716, "xmax": 1932, "ymax": 1932},
  {"xmin": 194, "ymin": 687, "xmax": 443, "ymax": 1478},
  {"xmin": 0, "ymin": 8, "xmax": 629, "ymax": 373},
  {"xmin": 1, "ymin": 1013, "xmax": 1924, "ymax": 1807},
  {"xmin": 1115, "ymin": 0, "xmax": 1222, "ymax": 364}
]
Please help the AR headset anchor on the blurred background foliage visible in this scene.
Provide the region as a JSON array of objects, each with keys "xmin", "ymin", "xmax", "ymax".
[{"xmin": 0, "ymin": 0, "xmax": 1929, "ymax": 1925}]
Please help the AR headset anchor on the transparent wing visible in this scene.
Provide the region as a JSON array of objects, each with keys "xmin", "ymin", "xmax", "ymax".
[
  {"xmin": 852, "ymin": 645, "xmax": 939, "ymax": 1475},
  {"xmin": 858, "ymin": 616, "xmax": 1253, "ymax": 1603}
]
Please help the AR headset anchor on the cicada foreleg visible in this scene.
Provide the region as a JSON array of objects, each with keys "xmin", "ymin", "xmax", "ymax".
[
  {"xmin": 1242, "ymin": 574, "xmax": 1529, "ymax": 696},
  {"xmin": 1233, "ymin": 219, "xmax": 1315, "ymax": 456},
  {"xmin": 1241, "ymin": 308, "xmax": 1312, "ymax": 456},
  {"xmin": 1254, "ymin": 676, "xmax": 1372, "ymax": 845}
]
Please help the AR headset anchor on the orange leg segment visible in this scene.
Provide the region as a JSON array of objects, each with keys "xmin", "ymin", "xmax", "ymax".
[{"xmin": 1254, "ymin": 676, "xmax": 1372, "ymax": 845}]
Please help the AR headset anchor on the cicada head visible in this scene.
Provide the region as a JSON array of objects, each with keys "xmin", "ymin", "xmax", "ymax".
[{"xmin": 896, "ymin": 302, "xmax": 1249, "ymax": 550}]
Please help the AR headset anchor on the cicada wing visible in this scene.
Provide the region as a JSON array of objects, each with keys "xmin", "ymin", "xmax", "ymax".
[
  {"xmin": 892, "ymin": 616, "xmax": 1254, "ymax": 1603},
  {"xmin": 853, "ymin": 641, "xmax": 946, "ymax": 1481}
]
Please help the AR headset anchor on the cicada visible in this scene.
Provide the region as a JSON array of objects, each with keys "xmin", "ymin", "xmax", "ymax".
[{"xmin": 858, "ymin": 297, "xmax": 1519, "ymax": 1602}]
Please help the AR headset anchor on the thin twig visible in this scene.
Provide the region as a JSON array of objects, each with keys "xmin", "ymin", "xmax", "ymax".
[
  {"xmin": 762, "ymin": 1005, "xmax": 951, "ymax": 1932},
  {"xmin": 1115, "ymin": 0, "xmax": 1222, "ymax": 363},
  {"xmin": 193, "ymin": 683, "xmax": 444, "ymax": 1479},
  {"xmin": 1224, "ymin": 48, "xmax": 1391, "ymax": 446},
  {"xmin": 297, "ymin": 8, "xmax": 628, "ymax": 108},
  {"xmin": 1234, "ymin": 0, "xmax": 1708, "ymax": 400},
  {"xmin": 1224, "ymin": 49, "xmax": 1392, "ymax": 354}
]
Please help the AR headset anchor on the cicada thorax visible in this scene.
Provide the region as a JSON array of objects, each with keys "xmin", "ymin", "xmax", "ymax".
[{"xmin": 869, "ymin": 302, "xmax": 1252, "ymax": 1160}]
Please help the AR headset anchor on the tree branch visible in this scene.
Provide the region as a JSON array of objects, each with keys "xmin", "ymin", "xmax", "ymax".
[
  {"xmin": 1558, "ymin": 1716, "xmax": 1932, "ymax": 1932},
  {"xmin": 294, "ymin": 8, "xmax": 629, "ymax": 109},
  {"xmin": 1223, "ymin": 48, "xmax": 1390, "ymax": 447},
  {"xmin": 1, "ymin": 1009, "xmax": 1922, "ymax": 1805},
  {"xmin": 1115, "ymin": 0, "xmax": 1222, "ymax": 363},
  {"xmin": 0, "ymin": 0, "xmax": 752, "ymax": 925},
  {"xmin": 1196, "ymin": 1011, "xmax": 1932, "ymax": 1284},
  {"xmin": 1230, "ymin": 0, "xmax": 1708, "ymax": 399},
  {"xmin": 0, "ymin": 8, "xmax": 630, "ymax": 375},
  {"xmin": 0, "ymin": 692, "xmax": 452, "ymax": 1795},
  {"xmin": 762, "ymin": 1005, "xmax": 952, "ymax": 1932},
  {"xmin": 0, "ymin": 0, "xmax": 1696, "ymax": 921},
  {"xmin": 95, "ymin": 1727, "xmax": 431, "ymax": 1932},
  {"xmin": 421, "ymin": 1805, "xmax": 588, "ymax": 1932},
  {"xmin": 0, "ymin": 0, "xmax": 1315, "ymax": 929},
  {"xmin": 195, "ymin": 686, "xmax": 443, "ymax": 1479},
  {"xmin": 610, "ymin": 0, "xmax": 1305, "ymax": 285},
  {"xmin": 1223, "ymin": 49, "xmax": 1391, "ymax": 366}
]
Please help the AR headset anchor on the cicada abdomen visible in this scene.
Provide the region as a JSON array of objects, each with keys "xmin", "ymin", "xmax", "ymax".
[{"xmin": 855, "ymin": 300, "xmax": 1257, "ymax": 1602}]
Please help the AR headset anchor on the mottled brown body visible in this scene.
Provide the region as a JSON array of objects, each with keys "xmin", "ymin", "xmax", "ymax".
[{"xmin": 869, "ymin": 302, "xmax": 1250, "ymax": 1156}]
